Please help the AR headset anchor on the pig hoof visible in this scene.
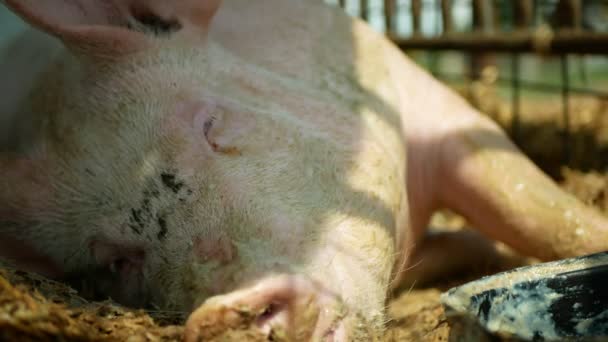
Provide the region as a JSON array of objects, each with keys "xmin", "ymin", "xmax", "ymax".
[{"xmin": 183, "ymin": 275, "xmax": 349, "ymax": 341}]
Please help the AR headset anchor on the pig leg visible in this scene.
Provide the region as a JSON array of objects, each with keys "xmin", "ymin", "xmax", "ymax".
[
  {"xmin": 399, "ymin": 57, "xmax": 608, "ymax": 264},
  {"xmin": 398, "ymin": 103, "xmax": 607, "ymax": 287},
  {"xmin": 394, "ymin": 229, "xmax": 504, "ymax": 289},
  {"xmin": 395, "ymin": 229, "xmax": 531, "ymax": 290},
  {"xmin": 436, "ymin": 104, "xmax": 608, "ymax": 261}
]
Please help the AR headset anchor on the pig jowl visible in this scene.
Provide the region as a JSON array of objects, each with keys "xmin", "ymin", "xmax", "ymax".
[{"xmin": 2, "ymin": 0, "xmax": 608, "ymax": 341}]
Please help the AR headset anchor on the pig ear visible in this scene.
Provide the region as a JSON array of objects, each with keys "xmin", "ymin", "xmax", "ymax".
[
  {"xmin": 4, "ymin": 0, "xmax": 147, "ymax": 55},
  {"xmin": 3, "ymin": 0, "xmax": 222, "ymax": 55}
]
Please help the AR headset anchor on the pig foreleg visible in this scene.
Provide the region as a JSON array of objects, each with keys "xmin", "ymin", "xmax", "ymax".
[{"xmin": 437, "ymin": 108, "xmax": 608, "ymax": 261}]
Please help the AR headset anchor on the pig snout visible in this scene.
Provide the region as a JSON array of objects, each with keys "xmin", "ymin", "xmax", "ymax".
[{"xmin": 184, "ymin": 275, "xmax": 350, "ymax": 342}]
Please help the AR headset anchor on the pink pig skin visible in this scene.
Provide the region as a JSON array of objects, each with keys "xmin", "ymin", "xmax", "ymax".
[{"xmin": 1, "ymin": 1, "xmax": 607, "ymax": 340}]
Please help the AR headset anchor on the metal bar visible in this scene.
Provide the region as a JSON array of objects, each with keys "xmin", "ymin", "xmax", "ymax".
[
  {"xmin": 578, "ymin": 56, "xmax": 588, "ymax": 85},
  {"xmin": 360, "ymin": 0, "xmax": 369, "ymax": 21},
  {"xmin": 559, "ymin": 0, "xmax": 583, "ymax": 30},
  {"xmin": 552, "ymin": 0, "xmax": 582, "ymax": 29},
  {"xmin": 569, "ymin": 0, "xmax": 582, "ymax": 30},
  {"xmin": 513, "ymin": 0, "xmax": 533, "ymax": 29},
  {"xmin": 511, "ymin": 54, "xmax": 521, "ymax": 145},
  {"xmin": 561, "ymin": 54, "xmax": 571, "ymax": 166},
  {"xmin": 384, "ymin": 0, "xmax": 396, "ymax": 34},
  {"xmin": 339, "ymin": 0, "xmax": 346, "ymax": 9},
  {"xmin": 509, "ymin": 0, "xmax": 530, "ymax": 146},
  {"xmin": 441, "ymin": 0, "xmax": 453, "ymax": 33},
  {"xmin": 434, "ymin": 0, "xmax": 442, "ymax": 34},
  {"xmin": 472, "ymin": 0, "xmax": 492, "ymax": 32},
  {"xmin": 470, "ymin": 0, "xmax": 495, "ymax": 80},
  {"xmin": 412, "ymin": 0, "xmax": 422, "ymax": 36},
  {"xmin": 390, "ymin": 32, "xmax": 608, "ymax": 55},
  {"xmin": 532, "ymin": 0, "xmax": 539, "ymax": 26}
]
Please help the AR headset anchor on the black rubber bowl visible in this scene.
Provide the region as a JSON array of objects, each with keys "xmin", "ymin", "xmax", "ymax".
[{"xmin": 441, "ymin": 252, "xmax": 608, "ymax": 341}]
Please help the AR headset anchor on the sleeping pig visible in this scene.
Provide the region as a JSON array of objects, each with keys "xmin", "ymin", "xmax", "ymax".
[{"xmin": 1, "ymin": 0, "xmax": 607, "ymax": 340}]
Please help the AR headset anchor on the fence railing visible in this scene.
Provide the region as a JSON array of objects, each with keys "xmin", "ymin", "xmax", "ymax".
[{"xmin": 331, "ymin": 0, "xmax": 608, "ymax": 168}]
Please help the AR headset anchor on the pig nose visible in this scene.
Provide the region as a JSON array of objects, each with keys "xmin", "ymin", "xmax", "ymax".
[{"xmin": 184, "ymin": 275, "xmax": 348, "ymax": 342}]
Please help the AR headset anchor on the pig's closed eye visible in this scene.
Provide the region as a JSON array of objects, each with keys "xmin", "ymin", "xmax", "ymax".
[{"xmin": 127, "ymin": 6, "xmax": 182, "ymax": 36}]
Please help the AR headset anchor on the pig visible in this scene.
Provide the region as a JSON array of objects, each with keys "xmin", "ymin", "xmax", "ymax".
[{"xmin": 1, "ymin": 0, "xmax": 607, "ymax": 340}]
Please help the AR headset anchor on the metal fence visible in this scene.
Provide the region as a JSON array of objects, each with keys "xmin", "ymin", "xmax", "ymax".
[{"xmin": 330, "ymin": 0, "xmax": 608, "ymax": 168}]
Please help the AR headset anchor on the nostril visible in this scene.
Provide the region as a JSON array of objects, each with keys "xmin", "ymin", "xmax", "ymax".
[{"xmin": 256, "ymin": 302, "xmax": 284, "ymax": 327}]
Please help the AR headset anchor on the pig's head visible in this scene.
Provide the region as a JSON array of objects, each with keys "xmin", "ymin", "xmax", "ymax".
[{"xmin": 1, "ymin": 0, "xmax": 401, "ymax": 340}]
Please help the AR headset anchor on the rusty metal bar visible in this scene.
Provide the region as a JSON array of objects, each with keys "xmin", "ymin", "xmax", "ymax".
[
  {"xmin": 412, "ymin": 0, "xmax": 422, "ymax": 36},
  {"xmin": 569, "ymin": 0, "xmax": 582, "ymax": 30},
  {"xmin": 472, "ymin": 0, "xmax": 489, "ymax": 32},
  {"xmin": 511, "ymin": 54, "xmax": 521, "ymax": 144},
  {"xmin": 561, "ymin": 54, "xmax": 571, "ymax": 166},
  {"xmin": 470, "ymin": 0, "xmax": 493, "ymax": 80},
  {"xmin": 360, "ymin": 0, "xmax": 369, "ymax": 21},
  {"xmin": 513, "ymin": 0, "xmax": 533, "ymax": 29},
  {"xmin": 441, "ymin": 0, "xmax": 452, "ymax": 33},
  {"xmin": 510, "ymin": 0, "xmax": 532, "ymax": 144},
  {"xmin": 384, "ymin": 0, "xmax": 396, "ymax": 34},
  {"xmin": 552, "ymin": 0, "xmax": 582, "ymax": 29},
  {"xmin": 391, "ymin": 32, "xmax": 608, "ymax": 55}
]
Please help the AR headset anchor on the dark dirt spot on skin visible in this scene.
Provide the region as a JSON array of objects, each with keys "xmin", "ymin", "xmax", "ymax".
[
  {"xmin": 161, "ymin": 173, "xmax": 184, "ymax": 194},
  {"xmin": 128, "ymin": 184, "xmax": 162, "ymax": 235},
  {"xmin": 128, "ymin": 208, "xmax": 144, "ymax": 235},
  {"xmin": 157, "ymin": 215, "xmax": 168, "ymax": 240},
  {"xmin": 142, "ymin": 198, "xmax": 151, "ymax": 212},
  {"xmin": 126, "ymin": 176, "xmax": 189, "ymax": 237}
]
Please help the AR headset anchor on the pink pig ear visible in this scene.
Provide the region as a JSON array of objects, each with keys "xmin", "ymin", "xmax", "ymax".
[{"xmin": 4, "ymin": 0, "xmax": 222, "ymax": 55}]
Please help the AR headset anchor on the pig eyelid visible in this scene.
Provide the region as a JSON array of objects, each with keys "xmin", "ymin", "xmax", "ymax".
[
  {"xmin": 203, "ymin": 116, "xmax": 216, "ymax": 138},
  {"xmin": 126, "ymin": 6, "xmax": 182, "ymax": 36},
  {"xmin": 256, "ymin": 302, "xmax": 284, "ymax": 326}
]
